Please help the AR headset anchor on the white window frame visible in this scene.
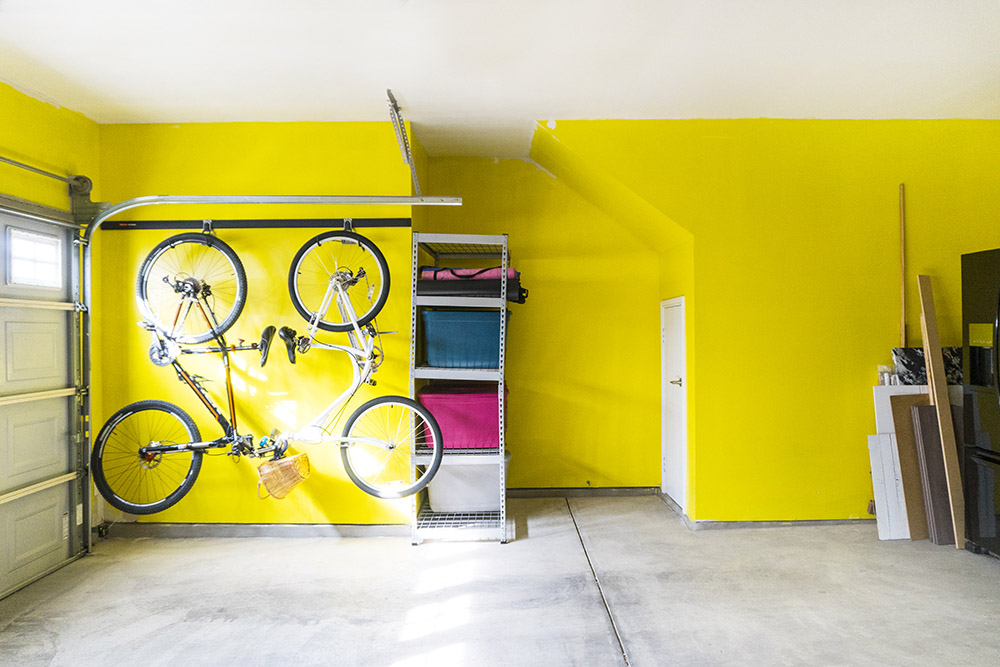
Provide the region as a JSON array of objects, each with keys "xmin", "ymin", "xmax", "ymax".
[{"xmin": 6, "ymin": 226, "xmax": 64, "ymax": 289}]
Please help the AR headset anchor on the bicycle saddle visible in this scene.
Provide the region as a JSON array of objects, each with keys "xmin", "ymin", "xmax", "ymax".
[
  {"xmin": 278, "ymin": 326, "xmax": 298, "ymax": 364},
  {"xmin": 259, "ymin": 325, "xmax": 276, "ymax": 367}
]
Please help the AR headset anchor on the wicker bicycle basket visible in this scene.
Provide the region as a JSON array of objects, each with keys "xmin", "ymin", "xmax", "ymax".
[{"xmin": 257, "ymin": 453, "xmax": 311, "ymax": 499}]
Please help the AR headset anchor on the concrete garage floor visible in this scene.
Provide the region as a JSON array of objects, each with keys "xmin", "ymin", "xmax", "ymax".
[{"xmin": 2, "ymin": 497, "xmax": 1000, "ymax": 666}]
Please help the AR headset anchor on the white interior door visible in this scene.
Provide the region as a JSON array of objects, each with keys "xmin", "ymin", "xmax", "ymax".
[{"xmin": 661, "ymin": 298, "xmax": 687, "ymax": 512}]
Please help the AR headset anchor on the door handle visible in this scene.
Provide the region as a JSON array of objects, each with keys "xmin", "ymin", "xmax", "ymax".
[{"xmin": 669, "ymin": 378, "xmax": 683, "ymax": 387}]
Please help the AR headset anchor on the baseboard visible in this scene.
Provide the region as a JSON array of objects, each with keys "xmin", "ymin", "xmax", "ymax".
[
  {"xmin": 654, "ymin": 495, "xmax": 877, "ymax": 530},
  {"xmin": 686, "ymin": 517, "xmax": 877, "ymax": 531},
  {"xmin": 97, "ymin": 522, "xmax": 410, "ymax": 539},
  {"xmin": 508, "ymin": 487, "xmax": 660, "ymax": 498}
]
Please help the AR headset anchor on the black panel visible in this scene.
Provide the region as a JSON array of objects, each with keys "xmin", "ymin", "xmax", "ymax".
[{"xmin": 103, "ymin": 218, "xmax": 411, "ymax": 230}]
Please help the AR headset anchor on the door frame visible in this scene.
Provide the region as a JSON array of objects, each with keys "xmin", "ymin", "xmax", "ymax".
[{"xmin": 660, "ymin": 297, "xmax": 688, "ymax": 513}]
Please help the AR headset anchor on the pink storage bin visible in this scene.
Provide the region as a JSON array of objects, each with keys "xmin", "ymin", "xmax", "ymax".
[{"xmin": 418, "ymin": 384, "xmax": 507, "ymax": 449}]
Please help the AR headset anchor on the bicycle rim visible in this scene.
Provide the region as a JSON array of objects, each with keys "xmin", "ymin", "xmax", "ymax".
[
  {"xmin": 341, "ymin": 397, "xmax": 441, "ymax": 498},
  {"xmin": 289, "ymin": 232, "xmax": 389, "ymax": 332},
  {"xmin": 137, "ymin": 235, "xmax": 246, "ymax": 343},
  {"xmin": 92, "ymin": 402, "xmax": 202, "ymax": 514}
]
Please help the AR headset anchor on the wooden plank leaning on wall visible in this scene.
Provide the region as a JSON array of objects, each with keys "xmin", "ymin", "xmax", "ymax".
[{"xmin": 917, "ymin": 275, "xmax": 965, "ymax": 548}]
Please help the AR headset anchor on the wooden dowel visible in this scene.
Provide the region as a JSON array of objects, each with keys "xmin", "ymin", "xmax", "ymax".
[{"xmin": 900, "ymin": 183, "xmax": 906, "ymax": 348}]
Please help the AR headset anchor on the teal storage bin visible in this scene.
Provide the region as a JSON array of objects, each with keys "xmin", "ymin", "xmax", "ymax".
[{"xmin": 423, "ymin": 310, "xmax": 511, "ymax": 368}]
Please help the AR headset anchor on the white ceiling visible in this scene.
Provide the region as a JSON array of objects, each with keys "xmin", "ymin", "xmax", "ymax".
[{"xmin": 2, "ymin": 0, "xmax": 1000, "ymax": 158}]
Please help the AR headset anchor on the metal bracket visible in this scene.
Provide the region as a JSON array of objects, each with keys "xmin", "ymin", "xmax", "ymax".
[
  {"xmin": 342, "ymin": 218, "xmax": 354, "ymax": 232},
  {"xmin": 387, "ymin": 89, "xmax": 422, "ymax": 196},
  {"xmin": 74, "ymin": 302, "xmax": 88, "ymax": 313},
  {"xmin": 202, "ymin": 219, "xmax": 214, "ymax": 235},
  {"xmin": 69, "ymin": 177, "xmax": 112, "ymax": 227}
]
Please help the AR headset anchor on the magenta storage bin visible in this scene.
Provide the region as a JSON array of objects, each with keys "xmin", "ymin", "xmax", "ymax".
[{"xmin": 418, "ymin": 384, "xmax": 508, "ymax": 449}]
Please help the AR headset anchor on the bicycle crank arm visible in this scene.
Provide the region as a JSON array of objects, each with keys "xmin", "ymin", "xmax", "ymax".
[
  {"xmin": 181, "ymin": 343, "xmax": 260, "ymax": 355},
  {"xmin": 138, "ymin": 439, "xmax": 230, "ymax": 455}
]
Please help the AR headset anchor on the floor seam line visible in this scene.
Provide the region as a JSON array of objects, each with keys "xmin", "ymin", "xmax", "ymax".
[{"xmin": 565, "ymin": 497, "xmax": 631, "ymax": 667}]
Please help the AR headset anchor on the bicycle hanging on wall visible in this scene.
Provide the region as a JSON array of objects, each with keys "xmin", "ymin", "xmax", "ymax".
[{"xmin": 90, "ymin": 227, "xmax": 443, "ymax": 515}]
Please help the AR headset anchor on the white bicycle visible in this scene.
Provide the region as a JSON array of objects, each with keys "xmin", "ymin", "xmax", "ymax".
[{"xmin": 91, "ymin": 229, "xmax": 443, "ymax": 514}]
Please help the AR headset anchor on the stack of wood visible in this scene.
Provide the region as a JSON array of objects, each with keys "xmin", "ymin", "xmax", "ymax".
[{"xmin": 867, "ymin": 275, "xmax": 965, "ymax": 548}]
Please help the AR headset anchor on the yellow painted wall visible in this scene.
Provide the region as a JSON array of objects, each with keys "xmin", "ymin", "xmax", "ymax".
[
  {"xmin": 0, "ymin": 81, "xmax": 99, "ymax": 209},
  {"xmin": 528, "ymin": 125, "xmax": 698, "ymax": 510},
  {"xmin": 542, "ymin": 119, "xmax": 1000, "ymax": 521},
  {"xmin": 422, "ymin": 158, "xmax": 662, "ymax": 488},
  {"xmin": 94, "ymin": 122, "xmax": 416, "ymax": 524},
  {"xmin": 8, "ymin": 75, "xmax": 998, "ymax": 524}
]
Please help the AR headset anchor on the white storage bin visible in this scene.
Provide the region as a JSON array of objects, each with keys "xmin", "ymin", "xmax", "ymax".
[{"xmin": 428, "ymin": 451, "xmax": 510, "ymax": 512}]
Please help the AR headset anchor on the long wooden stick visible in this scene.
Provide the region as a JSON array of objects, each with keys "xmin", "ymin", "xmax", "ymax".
[{"xmin": 900, "ymin": 184, "xmax": 906, "ymax": 348}]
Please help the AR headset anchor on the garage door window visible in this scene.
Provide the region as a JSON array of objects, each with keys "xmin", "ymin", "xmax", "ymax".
[{"xmin": 7, "ymin": 227, "xmax": 63, "ymax": 288}]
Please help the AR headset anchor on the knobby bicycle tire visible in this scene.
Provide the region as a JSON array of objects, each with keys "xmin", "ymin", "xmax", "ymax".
[
  {"xmin": 136, "ymin": 233, "xmax": 248, "ymax": 344},
  {"xmin": 91, "ymin": 400, "xmax": 203, "ymax": 515},
  {"xmin": 288, "ymin": 231, "xmax": 390, "ymax": 332}
]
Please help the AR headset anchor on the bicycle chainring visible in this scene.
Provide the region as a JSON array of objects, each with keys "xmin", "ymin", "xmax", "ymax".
[{"xmin": 149, "ymin": 339, "xmax": 181, "ymax": 366}]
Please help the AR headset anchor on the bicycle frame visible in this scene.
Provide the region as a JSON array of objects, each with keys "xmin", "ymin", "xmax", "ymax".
[{"xmin": 140, "ymin": 274, "xmax": 386, "ymax": 457}]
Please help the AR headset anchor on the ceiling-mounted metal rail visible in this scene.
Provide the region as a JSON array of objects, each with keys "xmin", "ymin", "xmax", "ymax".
[
  {"xmin": 387, "ymin": 89, "xmax": 422, "ymax": 196},
  {"xmin": 83, "ymin": 194, "xmax": 457, "ymax": 240}
]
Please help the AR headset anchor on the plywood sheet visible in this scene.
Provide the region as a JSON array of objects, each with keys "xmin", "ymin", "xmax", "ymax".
[
  {"xmin": 912, "ymin": 405, "xmax": 956, "ymax": 545},
  {"xmin": 889, "ymin": 394, "xmax": 931, "ymax": 540}
]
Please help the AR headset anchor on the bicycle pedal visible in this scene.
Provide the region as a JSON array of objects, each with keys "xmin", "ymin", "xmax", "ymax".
[
  {"xmin": 270, "ymin": 439, "xmax": 289, "ymax": 460},
  {"xmin": 296, "ymin": 336, "xmax": 311, "ymax": 354}
]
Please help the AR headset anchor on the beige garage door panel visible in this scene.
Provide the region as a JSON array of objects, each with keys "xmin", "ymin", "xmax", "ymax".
[
  {"xmin": 0, "ymin": 486, "xmax": 72, "ymax": 597},
  {"xmin": 0, "ymin": 398, "xmax": 72, "ymax": 495},
  {"xmin": 0, "ymin": 308, "xmax": 71, "ymax": 395}
]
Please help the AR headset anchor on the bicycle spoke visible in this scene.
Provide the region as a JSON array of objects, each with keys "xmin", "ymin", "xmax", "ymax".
[
  {"xmin": 138, "ymin": 235, "xmax": 246, "ymax": 344},
  {"xmin": 340, "ymin": 398, "xmax": 440, "ymax": 498},
  {"xmin": 93, "ymin": 402, "xmax": 202, "ymax": 513}
]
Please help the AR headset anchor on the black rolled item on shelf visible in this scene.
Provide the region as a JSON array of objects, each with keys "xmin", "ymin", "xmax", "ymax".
[
  {"xmin": 416, "ymin": 278, "xmax": 528, "ymax": 303},
  {"xmin": 417, "ymin": 265, "xmax": 528, "ymax": 303}
]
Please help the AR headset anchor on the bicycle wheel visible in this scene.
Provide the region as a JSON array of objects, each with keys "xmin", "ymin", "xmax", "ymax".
[
  {"xmin": 136, "ymin": 233, "xmax": 248, "ymax": 344},
  {"xmin": 91, "ymin": 400, "xmax": 203, "ymax": 515},
  {"xmin": 341, "ymin": 396, "xmax": 442, "ymax": 499},
  {"xmin": 288, "ymin": 231, "xmax": 390, "ymax": 332}
]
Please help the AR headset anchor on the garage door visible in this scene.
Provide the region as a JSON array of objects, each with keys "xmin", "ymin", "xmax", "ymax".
[{"xmin": 0, "ymin": 204, "xmax": 86, "ymax": 599}]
